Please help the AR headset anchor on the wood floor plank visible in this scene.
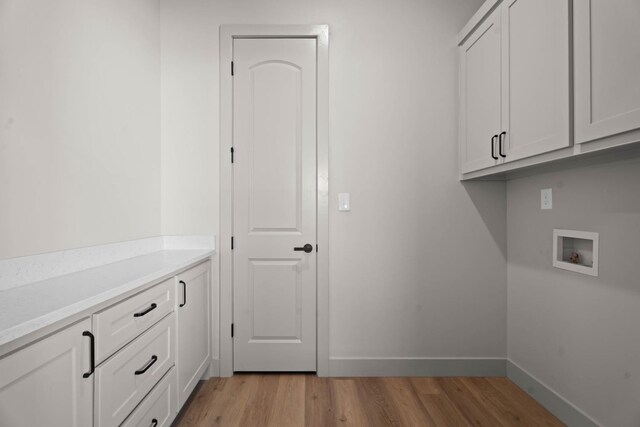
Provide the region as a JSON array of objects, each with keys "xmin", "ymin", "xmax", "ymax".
[
  {"xmin": 267, "ymin": 374, "xmax": 306, "ymax": 427},
  {"xmin": 436, "ymin": 377, "xmax": 505, "ymax": 426},
  {"xmin": 410, "ymin": 377, "xmax": 473, "ymax": 427},
  {"xmin": 173, "ymin": 379, "xmax": 219, "ymax": 427},
  {"xmin": 331, "ymin": 378, "xmax": 370, "ymax": 426},
  {"xmin": 173, "ymin": 374, "xmax": 565, "ymax": 427},
  {"xmin": 381, "ymin": 377, "xmax": 436, "ymax": 426},
  {"xmin": 460, "ymin": 378, "xmax": 535, "ymax": 426},
  {"xmin": 355, "ymin": 378, "xmax": 401, "ymax": 426},
  {"xmin": 305, "ymin": 375, "xmax": 335, "ymax": 427},
  {"xmin": 238, "ymin": 374, "xmax": 280, "ymax": 426},
  {"xmin": 487, "ymin": 378, "xmax": 565, "ymax": 426},
  {"xmin": 188, "ymin": 374, "xmax": 259, "ymax": 427}
]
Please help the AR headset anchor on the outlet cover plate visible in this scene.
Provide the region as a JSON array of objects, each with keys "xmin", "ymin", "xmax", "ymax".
[{"xmin": 541, "ymin": 188, "xmax": 553, "ymax": 210}]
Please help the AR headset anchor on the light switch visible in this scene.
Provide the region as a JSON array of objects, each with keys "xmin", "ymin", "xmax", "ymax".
[
  {"xmin": 541, "ymin": 188, "xmax": 552, "ymax": 210},
  {"xmin": 338, "ymin": 193, "xmax": 350, "ymax": 211}
]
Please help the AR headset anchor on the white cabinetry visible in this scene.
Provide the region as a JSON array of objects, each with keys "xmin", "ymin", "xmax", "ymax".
[
  {"xmin": 93, "ymin": 278, "xmax": 174, "ymax": 364},
  {"xmin": 95, "ymin": 314, "xmax": 175, "ymax": 427},
  {"xmin": 175, "ymin": 261, "xmax": 211, "ymax": 408},
  {"xmin": 460, "ymin": 11, "xmax": 502, "ymax": 173},
  {"xmin": 0, "ymin": 319, "xmax": 93, "ymax": 427},
  {"xmin": 501, "ymin": 0, "xmax": 571, "ymax": 161},
  {"xmin": 121, "ymin": 368, "xmax": 177, "ymax": 427},
  {"xmin": 574, "ymin": 0, "xmax": 640, "ymax": 144},
  {"xmin": 459, "ymin": 0, "xmax": 571, "ymax": 173}
]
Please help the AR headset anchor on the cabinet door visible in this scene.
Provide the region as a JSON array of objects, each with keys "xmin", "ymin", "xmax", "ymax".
[
  {"xmin": 501, "ymin": 0, "xmax": 571, "ymax": 161},
  {"xmin": 574, "ymin": 0, "xmax": 640, "ymax": 144},
  {"xmin": 459, "ymin": 11, "xmax": 502, "ymax": 173},
  {"xmin": 0, "ymin": 319, "xmax": 93, "ymax": 427},
  {"xmin": 176, "ymin": 261, "xmax": 210, "ymax": 408}
]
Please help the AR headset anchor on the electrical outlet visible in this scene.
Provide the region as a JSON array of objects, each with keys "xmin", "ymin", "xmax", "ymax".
[
  {"xmin": 338, "ymin": 193, "xmax": 351, "ymax": 211},
  {"xmin": 541, "ymin": 188, "xmax": 553, "ymax": 210}
]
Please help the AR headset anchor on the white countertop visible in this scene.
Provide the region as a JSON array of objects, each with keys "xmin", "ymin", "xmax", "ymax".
[{"xmin": 0, "ymin": 249, "xmax": 213, "ymax": 357}]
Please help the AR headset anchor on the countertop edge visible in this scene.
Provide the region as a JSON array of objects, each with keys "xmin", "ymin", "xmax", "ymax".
[{"xmin": 0, "ymin": 250, "xmax": 214, "ymax": 358}]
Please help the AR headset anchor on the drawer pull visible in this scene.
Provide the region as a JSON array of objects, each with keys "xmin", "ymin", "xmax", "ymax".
[
  {"xmin": 491, "ymin": 134, "xmax": 499, "ymax": 160},
  {"xmin": 134, "ymin": 355, "xmax": 158, "ymax": 376},
  {"xmin": 82, "ymin": 331, "xmax": 95, "ymax": 378},
  {"xmin": 150, "ymin": 419, "xmax": 158, "ymax": 427},
  {"xmin": 133, "ymin": 303, "xmax": 158, "ymax": 318},
  {"xmin": 179, "ymin": 280, "xmax": 186, "ymax": 307},
  {"xmin": 499, "ymin": 131, "xmax": 507, "ymax": 158}
]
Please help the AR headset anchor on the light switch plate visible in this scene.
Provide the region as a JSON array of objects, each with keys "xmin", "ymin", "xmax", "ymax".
[
  {"xmin": 541, "ymin": 188, "xmax": 552, "ymax": 210},
  {"xmin": 338, "ymin": 193, "xmax": 350, "ymax": 211}
]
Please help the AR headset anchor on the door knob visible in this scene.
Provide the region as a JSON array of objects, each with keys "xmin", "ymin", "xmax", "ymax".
[{"xmin": 294, "ymin": 244, "xmax": 313, "ymax": 253}]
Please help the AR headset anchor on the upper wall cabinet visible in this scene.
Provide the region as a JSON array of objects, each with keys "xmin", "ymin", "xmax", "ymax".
[
  {"xmin": 501, "ymin": 0, "xmax": 571, "ymax": 161},
  {"xmin": 574, "ymin": 0, "xmax": 640, "ymax": 144},
  {"xmin": 459, "ymin": 12, "xmax": 503, "ymax": 173},
  {"xmin": 459, "ymin": 0, "xmax": 571, "ymax": 174}
]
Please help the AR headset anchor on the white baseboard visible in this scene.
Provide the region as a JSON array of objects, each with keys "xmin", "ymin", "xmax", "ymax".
[
  {"xmin": 506, "ymin": 360, "xmax": 600, "ymax": 427},
  {"xmin": 328, "ymin": 357, "xmax": 506, "ymax": 377}
]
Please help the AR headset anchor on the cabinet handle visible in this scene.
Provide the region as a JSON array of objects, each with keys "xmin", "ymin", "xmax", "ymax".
[
  {"xmin": 82, "ymin": 331, "xmax": 95, "ymax": 378},
  {"xmin": 179, "ymin": 280, "xmax": 186, "ymax": 307},
  {"xmin": 133, "ymin": 303, "xmax": 157, "ymax": 318},
  {"xmin": 491, "ymin": 135, "xmax": 499, "ymax": 160},
  {"xmin": 499, "ymin": 131, "xmax": 507, "ymax": 158},
  {"xmin": 150, "ymin": 419, "xmax": 158, "ymax": 427},
  {"xmin": 135, "ymin": 355, "xmax": 158, "ymax": 375}
]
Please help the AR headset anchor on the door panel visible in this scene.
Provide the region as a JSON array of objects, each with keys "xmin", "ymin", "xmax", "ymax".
[
  {"xmin": 502, "ymin": 0, "xmax": 571, "ymax": 161},
  {"xmin": 250, "ymin": 259, "xmax": 302, "ymax": 340},
  {"xmin": 250, "ymin": 62, "xmax": 302, "ymax": 231},
  {"xmin": 460, "ymin": 13, "xmax": 502, "ymax": 173},
  {"xmin": 575, "ymin": 0, "xmax": 640, "ymax": 143},
  {"xmin": 233, "ymin": 38, "xmax": 317, "ymax": 372}
]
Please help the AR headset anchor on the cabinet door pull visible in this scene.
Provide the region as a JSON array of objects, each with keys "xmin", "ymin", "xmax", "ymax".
[
  {"xmin": 179, "ymin": 280, "xmax": 186, "ymax": 307},
  {"xmin": 135, "ymin": 355, "xmax": 158, "ymax": 375},
  {"xmin": 499, "ymin": 131, "xmax": 507, "ymax": 158},
  {"xmin": 133, "ymin": 303, "xmax": 157, "ymax": 318},
  {"xmin": 491, "ymin": 135, "xmax": 499, "ymax": 160},
  {"xmin": 82, "ymin": 331, "xmax": 95, "ymax": 378},
  {"xmin": 150, "ymin": 419, "xmax": 158, "ymax": 427}
]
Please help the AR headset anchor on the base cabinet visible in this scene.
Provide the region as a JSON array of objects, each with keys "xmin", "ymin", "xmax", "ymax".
[
  {"xmin": 176, "ymin": 261, "xmax": 211, "ymax": 408},
  {"xmin": 0, "ymin": 319, "xmax": 93, "ymax": 427},
  {"xmin": 95, "ymin": 314, "xmax": 175, "ymax": 427},
  {"xmin": 0, "ymin": 259, "xmax": 212, "ymax": 427},
  {"xmin": 121, "ymin": 368, "xmax": 177, "ymax": 427}
]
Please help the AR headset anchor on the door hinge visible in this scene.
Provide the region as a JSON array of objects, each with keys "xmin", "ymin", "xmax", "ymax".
[
  {"xmin": 231, "ymin": 147, "xmax": 234, "ymax": 163},
  {"xmin": 231, "ymin": 236, "xmax": 234, "ymax": 250},
  {"xmin": 231, "ymin": 323, "xmax": 234, "ymax": 337},
  {"xmin": 231, "ymin": 61, "xmax": 234, "ymax": 76}
]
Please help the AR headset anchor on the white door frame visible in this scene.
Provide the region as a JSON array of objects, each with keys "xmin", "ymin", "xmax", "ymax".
[{"xmin": 219, "ymin": 25, "xmax": 329, "ymax": 377}]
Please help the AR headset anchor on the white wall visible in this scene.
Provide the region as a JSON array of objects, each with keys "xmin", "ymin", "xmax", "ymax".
[
  {"xmin": 161, "ymin": 0, "xmax": 507, "ymax": 360},
  {"xmin": 507, "ymin": 158, "xmax": 640, "ymax": 426},
  {"xmin": 0, "ymin": 0, "xmax": 162, "ymax": 259}
]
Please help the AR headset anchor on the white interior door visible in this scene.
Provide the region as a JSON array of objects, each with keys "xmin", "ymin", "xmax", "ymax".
[{"xmin": 232, "ymin": 38, "xmax": 317, "ymax": 372}]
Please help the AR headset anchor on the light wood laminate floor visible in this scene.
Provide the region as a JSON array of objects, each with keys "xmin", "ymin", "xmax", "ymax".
[{"xmin": 173, "ymin": 374, "xmax": 564, "ymax": 426}]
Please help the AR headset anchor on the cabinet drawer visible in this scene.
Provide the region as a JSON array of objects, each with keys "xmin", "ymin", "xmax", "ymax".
[
  {"xmin": 94, "ymin": 278, "xmax": 174, "ymax": 363},
  {"xmin": 121, "ymin": 368, "xmax": 177, "ymax": 427},
  {"xmin": 95, "ymin": 314, "xmax": 175, "ymax": 427}
]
